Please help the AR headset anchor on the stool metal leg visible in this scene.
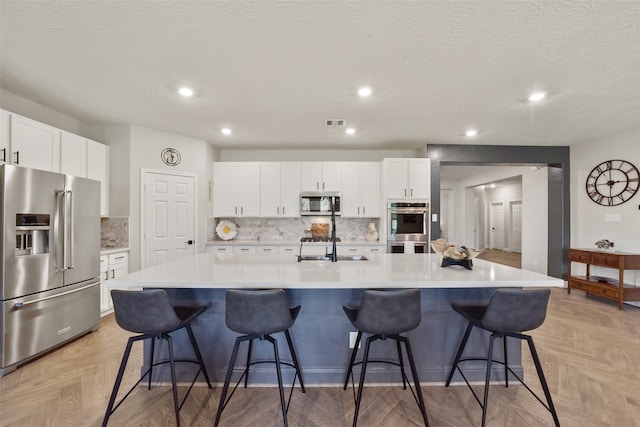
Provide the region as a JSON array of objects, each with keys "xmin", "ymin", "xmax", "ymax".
[
  {"xmin": 102, "ymin": 335, "xmax": 139, "ymax": 427},
  {"xmin": 445, "ymin": 321, "xmax": 473, "ymax": 386},
  {"xmin": 396, "ymin": 339, "xmax": 407, "ymax": 389},
  {"xmin": 215, "ymin": 335, "xmax": 247, "ymax": 427},
  {"xmin": 481, "ymin": 333, "xmax": 498, "ymax": 427},
  {"xmin": 244, "ymin": 338, "xmax": 253, "ymax": 388},
  {"xmin": 353, "ymin": 334, "xmax": 377, "ymax": 427},
  {"xmin": 284, "ymin": 329, "xmax": 306, "ymax": 393},
  {"xmin": 503, "ymin": 335, "xmax": 509, "ymax": 387},
  {"xmin": 525, "ymin": 336, "xmax": 561, "ymax": 427},
  {"xmin": 148, "ymin": 336, "xmax": 156, "ymax": 390},
  {"xmin": 401, "ymin": 336, "xmax": 430, "ymax": 427},
  {"xmin": 166, "ymin": 334, "xmax": 181, "ymax": 427},
  {"xmin": 343, "ymin": 331, "xmax": 362, "ymax": 390},
  {"xmin": 267, "ymin": 335, "xmax": 289, "ymax": 427},
  {"xmin": 185, "ymin": 324, "xmax": 212, "ymax": 388}
]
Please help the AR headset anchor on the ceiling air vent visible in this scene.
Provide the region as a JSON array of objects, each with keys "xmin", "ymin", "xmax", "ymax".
[{"xmin": 325, "ymin": 119, "xmax": 345, "ymax": 127}]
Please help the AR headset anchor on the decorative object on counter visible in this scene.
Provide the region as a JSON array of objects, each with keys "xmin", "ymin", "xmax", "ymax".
[
  {"xmin": 595, "ymin": 239, "xmax": 615, "ymax": 251},
  {"xmin": 431, "ymin": 238, "xmax": 482, "ymax": 270},
  {"xmin": 305, "ymin": 223, "xmax": 329, "ymax": 240},
  {"xmin": 216, "ymin": 220, "xmax": 238, "ymax": 240},
  {"xmin": 364, "ymin": 222, "xmax": 379, "ymax": 242}
]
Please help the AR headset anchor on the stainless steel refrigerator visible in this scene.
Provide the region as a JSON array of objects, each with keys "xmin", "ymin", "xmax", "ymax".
[{"xmin": 0, "ymin": 164, "xmax": 100, "ymax": 376}]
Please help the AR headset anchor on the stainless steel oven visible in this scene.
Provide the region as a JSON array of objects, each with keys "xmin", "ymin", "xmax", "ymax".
[{"xmin": 387, "ymin": 202, "xmax": 429, "ymax": 253}]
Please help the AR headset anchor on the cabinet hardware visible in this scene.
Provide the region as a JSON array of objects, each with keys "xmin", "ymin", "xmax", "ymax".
[
  {"xmin": 0, "ymin": 148, "xmax": 5, "ymax": 162},
  {"xmin": 14, "ymin": 151, "xmax": 20, "ymax": 165},
  {"xmin": 410, "ymin": 188, "xmax": 413, "ymax": 197},
  {"xmin": 404, "ymin": 188, "xmax": 407, "ymax": 197}
]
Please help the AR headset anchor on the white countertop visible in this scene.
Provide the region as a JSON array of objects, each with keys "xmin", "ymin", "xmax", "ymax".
[
  {"xmin": 100, "ymin": 247, "xmax": 130, "ymax": 255},
  {"xmin": 110, "ymin": 253, "xmax": 564, "ymax": 290},
  {"xmin": 206, "ymin": 240, "xmax": 382, "ymax": 246}
]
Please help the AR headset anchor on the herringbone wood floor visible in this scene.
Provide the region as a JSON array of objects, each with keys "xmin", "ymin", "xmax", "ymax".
[{"xmin": 1, "ymin": 287, "xmax": 639, "ymax": 427}]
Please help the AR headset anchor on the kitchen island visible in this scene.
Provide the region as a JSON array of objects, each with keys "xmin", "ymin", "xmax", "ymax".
[{"xmin": 110, "ymin": 253, "xmax": 564, "ymax": 385}]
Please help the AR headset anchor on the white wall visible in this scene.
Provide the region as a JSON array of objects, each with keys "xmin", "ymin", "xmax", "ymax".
[
  {"xmin": 444, "ymin": 166, "xmax": 548, "ymax": 274},
  {"xmin": 570, "ymin": 128, "xmax": 640, "ymax": 289},
  {"xmin": 0, "ymin": 89, "xmax": 82, "ymax": 135}
]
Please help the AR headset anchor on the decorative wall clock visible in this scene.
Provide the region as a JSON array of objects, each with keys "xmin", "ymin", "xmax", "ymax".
[
  {"xmin": 585, "ymin": 159, "xmax": 639, "ymax": 206},
  {"xmin": 160, "ymin": 148, "xmax": 181, "ymax": 166}
]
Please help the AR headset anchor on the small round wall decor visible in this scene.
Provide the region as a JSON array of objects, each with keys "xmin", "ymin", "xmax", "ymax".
[{"xmin": 161, "ymin": 148, "xmax": 181, "ymax": 166}]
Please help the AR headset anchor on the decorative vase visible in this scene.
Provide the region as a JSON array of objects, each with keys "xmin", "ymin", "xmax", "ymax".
[{"xmin": 365, "ymin": 223, "xmax": 379, "ymax": 242}]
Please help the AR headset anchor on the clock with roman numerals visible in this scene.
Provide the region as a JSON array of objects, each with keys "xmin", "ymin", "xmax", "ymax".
[{"xmin": 585, "ymin": 159, "xmax": 639, "ymax": 206}]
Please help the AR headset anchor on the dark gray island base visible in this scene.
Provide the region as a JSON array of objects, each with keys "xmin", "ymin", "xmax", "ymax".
[{"xmin": 149, "ymin": 287, "xmax": 520, "ymax": 385}]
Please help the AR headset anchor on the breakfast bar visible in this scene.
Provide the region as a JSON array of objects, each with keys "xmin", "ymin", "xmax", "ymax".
[{"xmin": 110, "ymin": 253, "xmax": 564, "ymax": 385}]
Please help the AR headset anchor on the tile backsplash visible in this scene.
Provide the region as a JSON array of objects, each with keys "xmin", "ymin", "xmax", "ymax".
[
  {"xmin": 207, "ymin": 217, "xmax": 380, "ymax": 242},
  {"xmin": 101, "ymin": 216, "xmax": 129, "ymax": 248}
]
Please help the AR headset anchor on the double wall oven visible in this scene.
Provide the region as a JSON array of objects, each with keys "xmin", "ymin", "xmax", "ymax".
[{"xmin": 387, "ymin": 202, "xmax": 430, "ymax": 253}]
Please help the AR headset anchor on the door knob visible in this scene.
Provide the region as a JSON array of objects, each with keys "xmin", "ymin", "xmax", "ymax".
[{"xmin": 185, "ymin": 240, "xmax": 194, "ymax": 245}]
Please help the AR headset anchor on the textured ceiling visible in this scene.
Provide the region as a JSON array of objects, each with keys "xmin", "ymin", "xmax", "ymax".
[{"xmin": 1, "ymin": 1, "xmax": 639, "ymax": 149}]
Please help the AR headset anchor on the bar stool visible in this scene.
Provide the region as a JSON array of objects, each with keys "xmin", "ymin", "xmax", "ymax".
[
  {"xmin": 445, "ymin": 288, "xmax": 560, "ymax": 427},
  {"xmin": 214, "ymin": 289, "xmax": 305, "ymax": 427},
  {"xmin": 342, "ymin": 289, "xmax": 429, "ymax": 427},
  {"xmin": 103, "ymin": 289, "xmax": 212, "ymax": 427}
]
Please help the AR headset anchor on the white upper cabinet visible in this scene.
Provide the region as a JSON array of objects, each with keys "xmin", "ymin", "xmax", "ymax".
[
  {"xmin": 341, "ymin": 162, "xmax": 381, "ymax": 217},
  {"xmin": 213, "ymin": 162, "xmax": 261, "ymax": 217},
  {"xmin": 384, "ymin": 158, "xmax": 430, "ymax": 200},
  {"xmin": 261, "ymin": 162, "xmax": 301, "ymax": 217},
  {"xmin": 301, "ymin": 162, "xmax": 342, "ymax": 192},
  {"xmin": 0, "ymin": 110, "xmax": 9, "ymax": 165},
  {"xmin": 9, "ymin": 113, "xmax": 61, "ymax": 173},
  {"xmin": 60, "ymin": 131, "xmax": 88, "ymax": 177},
  {"xmin": 86, "ymin": 139, "xmax": 109, "ymax": 216}
]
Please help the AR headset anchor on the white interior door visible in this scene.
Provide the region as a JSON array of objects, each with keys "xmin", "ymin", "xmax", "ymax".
[
  {"xmin": 143, "ymin": 171, "xmax": 196, "ymax": 268},
  {"xmin": 473, "ymin": 198, "xmax": 480, "ymax": 249},
  {"xmin": 489, "ymin": 202, "xmax": 505, "ymax": 250},
  {"xmin": 511, "ymin": 201, "xmax": 523, "ymax": 253}
]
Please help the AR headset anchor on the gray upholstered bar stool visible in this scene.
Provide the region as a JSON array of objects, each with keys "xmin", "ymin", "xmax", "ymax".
[
  {"xmin": 445, "ymin": 288, "xmax": 560, "ymax": 427},
  {"xmin": 214, "ymin": 289, "xmax": 305, "ymax": 427},
  {"xmin": 103, "ymin": 289, "xmax": 212, "ymax": 427},
  {"xmin": 342, "ymin": 289, "xmax": 429, "ymax": 427}
]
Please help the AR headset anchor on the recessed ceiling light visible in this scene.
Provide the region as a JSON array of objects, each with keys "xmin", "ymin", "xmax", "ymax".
[
  {"xmin": 358, "ymin": 87, "xmax": 372, "ymax": 97},
  {"xmin": 178, "ymin": 87, "xmax": 194, "ymax": 97},
  {"xmin": 345, "ymin": 128, "xmax": 356, "ymax": 135},
  {"xmin": 465, "ymin": 129, "xmax": 478, "ymax": 137},
  {"xmin": 221, "ymin": 128, "xmax": 232, "ymax": 135},
  {"xmin": 528, "ymin": 92, "xmax": 546, "ymax": 102}
]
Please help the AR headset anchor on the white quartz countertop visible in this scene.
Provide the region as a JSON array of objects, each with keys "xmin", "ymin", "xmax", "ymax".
[
  {"xmin": 110, "ymin": 253, "xmax": 564, "ymax": 290},
  {"xmin": 205, "ymin": 240, "xmax": 382, "ymax": 246}
]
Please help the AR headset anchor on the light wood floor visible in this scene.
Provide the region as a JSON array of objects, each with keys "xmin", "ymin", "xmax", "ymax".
[
  {"xmin": 1, "ymin": 288, "xmax": 639, "ymax": 427},
  {"xmin": 476, "ymin": 249, "xmax": 521, "ymax": 269}
]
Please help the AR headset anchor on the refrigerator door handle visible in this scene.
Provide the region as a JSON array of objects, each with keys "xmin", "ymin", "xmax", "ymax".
[
  {"xmin": 65, "ymin": 190, "xmax": 75, "ymax": 270},
  {"xmin": 55, "ymin": 190, "xmax": 66, "ymax": 272},
  {"xmin": 13, "ymin": 281, "xmax": 100, "ymax": 308}
]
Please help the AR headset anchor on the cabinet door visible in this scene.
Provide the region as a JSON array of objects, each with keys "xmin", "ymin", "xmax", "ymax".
[
  {"xmin": 301, "ymin": 162, "xmax": 323, "ymax": 191},
  {"xmin": 321, "ymin": 162, "xmax": 343, "ymax": 192},
  {"xmin": 60, "ymin": 132, "xmax": 87, "ymax": 177},
  {"xmin": 99, "ymin": 255, "xmax": 110, "ymax": 314},
  {"xmin": 237, "ymin": 162, "xmax": 261, "ymax": 216},
  {"xmin": 261, "ymin": 162, "xmax": 281, "ymax": 217},
  {"xmin": 213, "ymin": 163, "xmax": 239, "ymax": 216},
  {"xmin": 359, "ymin": 163, "xmax": 380, "ymax": 217},
  {"xmin": 0, "ymin": 110, "xmax": 10, "ymax": 165},
  {"xmin": 408, "ymin": 159, "xmax": 429, "ymax": 199},
  {"xmin": 384, "ymin": 159, "xmax": 409, "ymax": 199},
  {"xmin": 10, "ymin": 114, "xmax": 60, "ymax": 172},
  {"xmin": 280, "ymin": 162, "xmax": 301, "ymax": 217},
  {"xmin": 86, "ymin": 140, "xmax": 109, "ymax": 216},
  {"xmin": 207, "ymin": 245, "xmax": 233, "ymax": 253},
  {"xmin": 341, "ymin": 163, "xmax": 361, "ymax": 217}
]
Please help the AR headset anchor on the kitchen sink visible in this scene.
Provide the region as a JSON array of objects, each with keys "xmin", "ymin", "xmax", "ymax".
[{"xmin": 297, "ymin": 255, "xmax": 368, "ymax": 262}]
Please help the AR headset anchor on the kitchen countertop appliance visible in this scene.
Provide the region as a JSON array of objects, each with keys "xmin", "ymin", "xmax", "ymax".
[
  {"xmin": 387, "ymin": 201, "xmax": 430, "ymax": 253},
  {"xmin": 1, "ymin": 165, "xmax": 101, "ymax": 376}
]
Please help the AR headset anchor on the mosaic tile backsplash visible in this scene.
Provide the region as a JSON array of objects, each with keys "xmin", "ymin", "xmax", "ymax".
[
  {"xmin": 207, "ymin": 217, "xmax": 381, "ymax": 242},
  {"xmin": 101, "ymin": 217, "xmax": 129, "ymax": 248}
]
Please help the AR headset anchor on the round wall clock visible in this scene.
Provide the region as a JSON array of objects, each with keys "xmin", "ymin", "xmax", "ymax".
[
  {"xmin": 161, "ymin": 148, "xmax": 181, "ymax": 166},
  {"xmin": 585, "ymin": 159, "xmax": 639, "ymax": 206}
]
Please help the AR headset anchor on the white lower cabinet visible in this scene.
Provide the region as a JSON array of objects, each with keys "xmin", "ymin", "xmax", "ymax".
[
  {"xmin": 278, "ymin": 246, "xmax": 298, "ymax": 254},
  {"xmin": 100, "ymin": 251, "xmax": 129, "ymax": 316},
  {"xmin": 233, "ymin": 245, "xmax": 256, "ymax": 254},
  {"xmin": 258, "ymin": 246, "xmax": 279, "ymax": 253},
  {"xmin": 207, "ymin": 245, "xmax": 233, "ymax": 254}
]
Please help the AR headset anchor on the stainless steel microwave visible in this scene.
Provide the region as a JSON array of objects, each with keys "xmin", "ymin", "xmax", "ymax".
[{"xmin": 300, "ymin": 192, "xmax": 341, "ymax": 216}]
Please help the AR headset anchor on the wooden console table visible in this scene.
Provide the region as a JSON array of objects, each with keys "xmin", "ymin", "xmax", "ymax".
[{"xmin": 568, "ymin": 248, "xmax": 640, "ymax": 309}]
